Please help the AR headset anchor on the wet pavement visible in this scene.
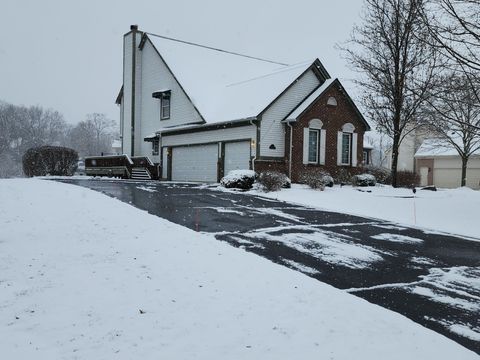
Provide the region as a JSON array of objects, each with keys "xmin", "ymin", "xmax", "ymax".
[{"xmin": 55, "ymin": 179, "xmax": 480, "ymax": 354}]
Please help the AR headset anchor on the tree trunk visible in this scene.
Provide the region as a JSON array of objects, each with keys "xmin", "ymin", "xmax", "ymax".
[
  {"xmin": 391, "ymin": 135, "xmax": 400, "ymax": 188},
  {"xmin": 461, "ymin": 156, "xmax": 468, "ymax": 187}
]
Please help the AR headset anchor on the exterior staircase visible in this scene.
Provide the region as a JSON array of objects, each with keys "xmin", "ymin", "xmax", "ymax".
[{"xmin": 131, "ymin": 167, "xmax": 152, "ymax": 180}]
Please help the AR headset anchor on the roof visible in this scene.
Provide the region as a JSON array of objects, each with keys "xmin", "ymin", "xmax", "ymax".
[
  {"xmin": 283, "ymin": 78, "xmax": 371, "ymax": 131},
  {"xmin": 146, "ymin": 34, "xmax": 325, "ymax": 124},
  {"xmin": 415, "ymin": 138, "xmax": 480, "ymax": 157}
]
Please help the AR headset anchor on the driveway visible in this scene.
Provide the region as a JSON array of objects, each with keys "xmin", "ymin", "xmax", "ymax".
[{"xmin": 57, "ymin": 179, "xmax": 480, "ymax": 354}]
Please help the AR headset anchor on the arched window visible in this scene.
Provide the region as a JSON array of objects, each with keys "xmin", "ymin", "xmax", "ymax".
[
  {"xmin": 303, "ymin": 119, "xmax": 326, "ymax": 165},
  {"xmin": 337, "ymin": 123, "xmax": 358, "ymax": 167},
  {"xmin": 327, "ymin": 97, "xmax": 337, "ymax": 106}
]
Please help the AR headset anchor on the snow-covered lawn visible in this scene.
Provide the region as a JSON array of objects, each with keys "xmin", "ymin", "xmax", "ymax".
[
  {"xmin": 251, "ymin": 184, "xmax": 480, "ymax": 240},
  {"xmin": 0, "ymin": 179, "xmax": 478, "ymax": 359}
]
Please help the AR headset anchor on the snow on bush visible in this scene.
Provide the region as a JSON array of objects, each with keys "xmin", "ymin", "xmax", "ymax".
[
  {"xmin": 363, "ymin": 165, "xmax": 391, "ymax": 184},
  {"xmin": 300, "ymin": 170, "xmax": 334, "ymax": 190},
  {"xmin": 352, "ymin": 173, "xmax": 377, "ymax": 187},
  {"xmin": 220, "ymin": 169, "xmax": 255, "ymax": 190},
  {"xmin": 257, "ymin": 171, "xmax": 290, "ymax": 192}
]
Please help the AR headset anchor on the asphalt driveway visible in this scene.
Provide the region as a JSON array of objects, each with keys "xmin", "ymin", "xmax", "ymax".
[{"xmin": 56, "ymin": 179, "xmax": 480, "ymax": 354}]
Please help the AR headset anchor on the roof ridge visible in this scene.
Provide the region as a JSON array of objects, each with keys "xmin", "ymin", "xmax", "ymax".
[
  {"xmin": 146, "ymin": 32, "xmax": 289, "ymax": 66},
  {"xmin": 225, "ymin": 60, "xmax": 315, "ymax": 88}
]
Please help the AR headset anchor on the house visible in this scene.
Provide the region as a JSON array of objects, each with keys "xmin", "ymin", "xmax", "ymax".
[
  {"xmin": 116, "ymin": 25, "xmax": 370, "ymax": 183},
  {"xmin": 415, "ymin": 139, "xmax": 480, "ymax": 189}
]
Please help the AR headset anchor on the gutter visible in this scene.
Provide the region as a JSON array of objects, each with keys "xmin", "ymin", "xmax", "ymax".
[{"xmin": 287, "ymin": 121, "xmax": 293, "ymax": 179}]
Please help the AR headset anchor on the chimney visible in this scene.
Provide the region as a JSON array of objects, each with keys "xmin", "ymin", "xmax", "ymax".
[{"xmin": 130, "ymin": 24, "xmax": 138, "ymax": 31}]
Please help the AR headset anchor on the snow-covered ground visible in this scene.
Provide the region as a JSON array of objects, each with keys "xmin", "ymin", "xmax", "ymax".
[
  {"xmin": 251, "ymin": 184, "xmax": 480, "ymax": 239},
  {"xmin": 0, "ymin": 179, "xmax": 478, "ymax": 359}
]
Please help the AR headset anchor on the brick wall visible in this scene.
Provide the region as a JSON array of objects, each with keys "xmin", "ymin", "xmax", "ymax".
[{"xmin": 288, "ymin": 82, "xmax": 368, "ymax": 183}]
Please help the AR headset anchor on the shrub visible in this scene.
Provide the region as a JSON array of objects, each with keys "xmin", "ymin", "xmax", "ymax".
[
  {"xmin": 363, "ymin": 165, "xmax": 391, "ymax": 185},
  {"xmin": 299, "ymin": 170, "xmax": 333, "ymax": 190},
  {"xmin": 257, "ymin": 171, "xmax": 289, "ymax": 192},
  {"xmin": 332, "ymin": 168, "xmax": 353, "ymax": 185},
  {"xmin": 396, "ymin": 170, "xmax": 420, "ymax": 188},
  {"xmin": 220, "ymin": 170, "xmax": 255, "ymax": 190},
  {"xmin": 352, "ymin": 173, "xmax": 377, "ymax": 187},
  {"xmin": 22, "ymin": 146, "xmax": 78, "ymax": 177}
]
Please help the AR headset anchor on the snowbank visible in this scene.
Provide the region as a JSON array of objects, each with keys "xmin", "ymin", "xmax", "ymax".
[
  {"xmin": 251, "ymin": 185, "xmax": 480, "ymax": 240},
  {"xmin": 0, "ymin": 179, "xmax": 477, "ymax": 359}
]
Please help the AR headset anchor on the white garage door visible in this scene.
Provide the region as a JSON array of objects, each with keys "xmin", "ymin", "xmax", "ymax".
[
  {"xmin": 224, "ymin": 141, "xmax": 251, "ymax": 175},
  {"xmin": 172, "ymin": 144, "xmax": 218, "ymax": 182}
]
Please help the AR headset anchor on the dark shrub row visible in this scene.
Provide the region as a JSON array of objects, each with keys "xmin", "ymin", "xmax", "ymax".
[{"xmin": 23, "ymin": 146, "xmax": 78, "ymax": 177}]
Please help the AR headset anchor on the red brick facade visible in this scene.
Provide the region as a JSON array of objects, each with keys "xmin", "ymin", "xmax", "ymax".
[{"xmin": 255, "ymin": 81, "xmax": 369, "ymax": 183}]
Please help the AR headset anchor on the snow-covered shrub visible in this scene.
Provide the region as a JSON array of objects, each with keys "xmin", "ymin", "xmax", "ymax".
[
  {"xmin": 363, "ymin": 165, "xmax": 391, "ymax": 184},
  {"xmin": 220, "ymin": 170, "xmax": 255, "ymax": 190},
  {"xmin": 352, "ymin": 173, "xmax": 376, "ymax": 187},
  {"xmin": 257, "ymin": 171, "xmax": 289, "ymax": 192},
  {"xmin": 396, "ymin": 170, "xmax": 420, "ymax": 188},
  {"xmin": 22, "ymin": 146, "xmax": 78, "ymax": 177},
  {"xmin": 300, "ymin": 170, "xmax": 333, "ymax": 190}
]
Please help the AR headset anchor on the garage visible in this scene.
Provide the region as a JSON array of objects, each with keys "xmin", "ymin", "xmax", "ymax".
[
  {"xmin": 224, "ymin": 141, "xmax": 251, "ymax": 175},
  {"xmin": 171, "ymin": 144, "xmax": 218, "ymax": 182}
]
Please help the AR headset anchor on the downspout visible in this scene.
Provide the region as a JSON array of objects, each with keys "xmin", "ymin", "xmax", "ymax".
[
  {"xmin": 249, "ymin": 118, "xmax": 257, "ymax": 172},
  {"xmin": 287, "ymin": 121, "xmax": 293, "ymax": 180}
]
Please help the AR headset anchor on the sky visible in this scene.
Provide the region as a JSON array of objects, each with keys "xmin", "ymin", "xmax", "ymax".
[{"xmin": 0, "ymin": 0, "xmax": 365, "ymax": 125}]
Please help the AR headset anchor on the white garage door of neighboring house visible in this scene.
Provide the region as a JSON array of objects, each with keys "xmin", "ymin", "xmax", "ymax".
[
  {"xmin": 172, "ymin": 144, "xmax": 218, "ymax": 182},
  {"xmin": 224, "ymin": 141, "xmax": 251, "ymax": 176}
]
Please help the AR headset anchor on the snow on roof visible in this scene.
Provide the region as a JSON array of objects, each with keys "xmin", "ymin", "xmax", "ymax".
[
  {"xmin": 415, "ymin": 138, "xmax": 480, "ymax": 157},
  {"xmin": 147, "ymin": 34, "xmax": 315, "ymax": 123},
  {"xmin": 284, "ymin": 79, "xmax": 335, "ymax": 121},
  {"xmin": 363, "ymin": 140, "xmax": 374, "ymax": 150}
]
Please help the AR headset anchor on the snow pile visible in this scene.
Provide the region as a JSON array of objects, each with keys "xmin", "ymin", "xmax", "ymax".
[
  {"xmin": 0, "ymin": 178, "xmax": 477, "ymax": 359},
  {"xmin": 250, "ymin": 185, "xmax": 480, "ymax": 239}
]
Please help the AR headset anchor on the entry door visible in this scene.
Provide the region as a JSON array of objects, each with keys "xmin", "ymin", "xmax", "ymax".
[{"xmin": 224, "ymin": 141, "xmax": 251, "ymax": 175}]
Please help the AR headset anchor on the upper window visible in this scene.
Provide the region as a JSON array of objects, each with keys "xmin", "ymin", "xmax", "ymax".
[
  {"xmin": 160, "ymin": 92, "xmax": 171, "ymax": 120},
  {"xmin": 341, "ymin": 133, "xmax": 351, "ymax": 165},
  {"xmin": 152, "ymin": 90, "xmax": 171, "ymax": 120}
]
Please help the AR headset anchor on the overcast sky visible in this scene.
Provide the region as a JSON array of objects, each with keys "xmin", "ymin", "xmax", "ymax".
[{"xmin": 1, "ymin": 0, "xmax": 364, "ymax": 125}]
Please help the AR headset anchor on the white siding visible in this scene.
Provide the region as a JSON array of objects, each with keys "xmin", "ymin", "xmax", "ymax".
[
  {"xmin": 162, "ymin": 125, "xmax": 256, "ymax": 147},
  {"xmin": 260, "ymin": 69, "xmax": 321, "ymax": 157},
  {"xmin": 138, "ymin": 39, "xmax": 203, "ymax": 161}
]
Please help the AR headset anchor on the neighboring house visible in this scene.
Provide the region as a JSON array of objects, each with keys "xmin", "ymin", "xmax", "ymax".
[
  {"xmin": 363, "ymin": 140, "xmax": 373, "ymax": 166},
  {"xmin": 111, "ymin": 139, "xmax": 122, "ymax": 155},
  {"xmin": 415, "ymin": 139, "xmax": 480, "ymax": 189},
  {"xmin": 385, "ymin": 126, "xmax": 430, "ymax": 172},
  {"xmin": 116, "ymin": 25, "xmax": 370, "ymax": 182}
]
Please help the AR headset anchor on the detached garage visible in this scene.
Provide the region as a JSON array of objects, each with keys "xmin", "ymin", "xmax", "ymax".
[{"xmin": 415, "ymin": 139, "xmax": 480, "ymax": 189}]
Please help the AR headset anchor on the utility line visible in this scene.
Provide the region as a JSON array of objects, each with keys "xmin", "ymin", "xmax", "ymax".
[{"xmin": 146, "ymin": 32, "xmax": 290, "ymax": 66}]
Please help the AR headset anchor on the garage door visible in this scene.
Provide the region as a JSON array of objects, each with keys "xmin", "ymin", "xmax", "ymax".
[
  {"xmin": 224, "ymin": 141, "xmax": 251, "ymax": 175},
  {"xmin": 172, "ymin": 144, "xmax": 218, "ymax": 182}
]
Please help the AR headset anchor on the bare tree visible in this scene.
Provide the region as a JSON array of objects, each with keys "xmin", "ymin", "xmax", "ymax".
[
  {"xmin": 68, "ymin": 113, "xmax": 117, "ymax": 157},
  {"xmin": 421, "ymin": 0, "xmax": 480, "ymax": 71},
  {"xmin": 341, "ymin": 0, "xmax": 440, "ymax": 187},
  {"xmin": 424, "ymin": 70, "xmax": 480, "ymax": 186}
]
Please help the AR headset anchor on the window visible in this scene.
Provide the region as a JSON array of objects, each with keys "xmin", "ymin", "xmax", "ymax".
[
  {"xmin": 363, "ymin": 150, "xmax": 369, "ymax": 165},
  {"xmin": 160, "ymin": 92, "xmax": 171, "ymax": 120},
  {"xmin": 152, "ymin": 139, "xmax": 159, "ymax": 156},
  {"xmin": 341, "ymin": 133, "xmax": 351, "ymax": 165},
  {"xmin": 308, "ymin": 129, "xmax": 319, "ymax": 163}
]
